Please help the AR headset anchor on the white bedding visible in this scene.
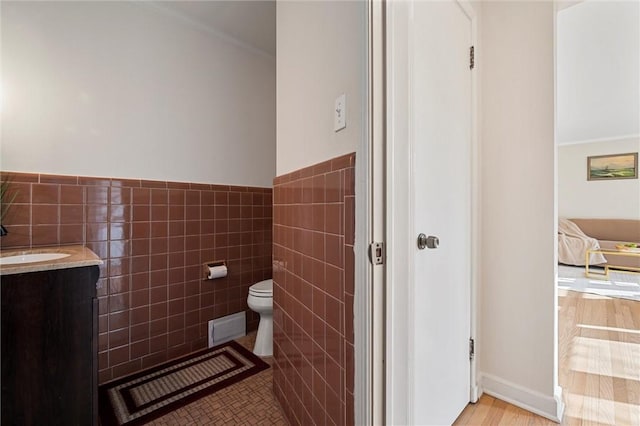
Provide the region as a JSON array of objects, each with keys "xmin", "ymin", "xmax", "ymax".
[{"xmin": 558, "ymin": 218, "xmax": 607, "ymax": 266}]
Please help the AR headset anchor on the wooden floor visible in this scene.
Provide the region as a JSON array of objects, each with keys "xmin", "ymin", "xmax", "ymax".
[{"xmin": 454, "ymin": 288, "xmax": 640, "ymax": 425}]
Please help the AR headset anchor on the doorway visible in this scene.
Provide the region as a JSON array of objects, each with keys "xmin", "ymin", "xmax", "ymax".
[{"xmin": 555, "ymin": 1, "xmax": 640, "ymax": 424}]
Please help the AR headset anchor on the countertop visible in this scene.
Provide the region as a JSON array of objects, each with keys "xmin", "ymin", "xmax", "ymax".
[{"xmin": 0, "ymin": 245, "xmax": 103, "ymax": 276}]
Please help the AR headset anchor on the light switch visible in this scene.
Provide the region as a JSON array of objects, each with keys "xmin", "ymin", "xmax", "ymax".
[{"xmin": 334, "ymin": 93, "xmax": 346, "ymax": 132}]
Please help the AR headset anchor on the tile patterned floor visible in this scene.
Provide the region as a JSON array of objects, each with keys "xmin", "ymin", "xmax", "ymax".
[{"xmin": 148, "ymin": 332, "xmax": 288, "ymax": 426}]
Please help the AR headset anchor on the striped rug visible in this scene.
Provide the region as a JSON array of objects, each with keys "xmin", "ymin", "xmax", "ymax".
[{"xmin": 99, "ymin": 340, "xmax": 269, "ymax": 426}]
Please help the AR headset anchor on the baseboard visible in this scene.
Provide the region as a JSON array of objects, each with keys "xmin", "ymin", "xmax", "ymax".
[{"xmin": 480, "ymin": 373, "xmax": 564, "ymax": 423}]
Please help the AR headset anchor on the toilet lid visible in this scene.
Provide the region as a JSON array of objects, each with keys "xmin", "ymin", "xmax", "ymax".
[{"xmin": 249, "ymin": 279, "xmax": 273, "ymax": 296}]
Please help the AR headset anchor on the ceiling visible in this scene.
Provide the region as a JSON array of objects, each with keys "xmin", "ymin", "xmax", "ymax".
[{"xmin": 155, "ymin": 1, "xmax": 276, "ymax": 57}]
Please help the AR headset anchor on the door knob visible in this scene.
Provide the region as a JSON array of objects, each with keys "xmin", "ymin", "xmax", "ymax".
[{"xmin": 417, "ymin": 234, "xmax": 439, "ymax": 250}]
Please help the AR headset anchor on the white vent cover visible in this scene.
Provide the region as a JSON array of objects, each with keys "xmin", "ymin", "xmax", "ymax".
[{"xmin": 208, "ymin": 312, "xmax": 246, "ymax": 348}]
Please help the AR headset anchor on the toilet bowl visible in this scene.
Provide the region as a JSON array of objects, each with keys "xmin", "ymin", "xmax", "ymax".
[{"xmin": 247, "ymin": 279, "xmax": 273, "ymax": 356}]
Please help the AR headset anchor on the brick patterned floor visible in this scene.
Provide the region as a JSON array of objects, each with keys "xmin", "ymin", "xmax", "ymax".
[{"xmin": 148, "ymin": 333, "xmax": 288, "ymax": 425}]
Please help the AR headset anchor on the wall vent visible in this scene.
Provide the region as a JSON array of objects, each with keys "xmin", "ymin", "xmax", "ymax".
[{"xmin": 208, "ymin": 312, "xmax": 246, "ymax": 348}]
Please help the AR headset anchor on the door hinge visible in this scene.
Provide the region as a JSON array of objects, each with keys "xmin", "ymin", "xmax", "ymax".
[
  {"xmin": 368, "ymin": 242, "xmax": 385, "ymax": 265},
  {"xmin": 470, "ymin": 45, "xmax": 475, "ymax": 70},
  {"xmin": 469, "ymin": 338, "xmax": 475, "ymax": 361}
]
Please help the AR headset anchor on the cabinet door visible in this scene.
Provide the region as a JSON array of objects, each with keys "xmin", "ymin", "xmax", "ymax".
[
  {"xmin": 92, "ymin": 296, "xmax": 99, "ymax": 425},
  {"xmin": 1, "ymin": 265, "xmax": 100, "ymax": 426}
]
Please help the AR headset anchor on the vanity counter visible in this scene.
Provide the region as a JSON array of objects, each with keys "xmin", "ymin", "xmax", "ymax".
[{"xmin": 0, "ymin": 245, "xmax": 103, "ymax": 276}]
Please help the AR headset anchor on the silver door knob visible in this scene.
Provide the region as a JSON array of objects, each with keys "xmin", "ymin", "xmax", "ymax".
[{"xmin": 417, "ymin": 234, "xmax": 439, "ymax": 250}]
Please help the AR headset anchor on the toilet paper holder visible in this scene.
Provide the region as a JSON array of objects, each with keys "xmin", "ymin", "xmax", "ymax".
[{"xmin": 203, "ymin": 260, "xmax": 227, "ymax": 280}]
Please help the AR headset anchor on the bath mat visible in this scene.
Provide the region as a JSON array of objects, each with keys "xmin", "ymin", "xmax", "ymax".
[{"xmin": 99, "ymin": 340, "xmax": 269, "ymax": 426}]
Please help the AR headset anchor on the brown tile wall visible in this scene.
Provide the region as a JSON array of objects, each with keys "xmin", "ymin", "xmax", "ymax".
[
  {"xmin": 0, "ymin": 172, "xmax": 272, "ymax": 383},
  {"xmin": 272, "ymin": 153, "xmax": 355, "ymax": 426}
]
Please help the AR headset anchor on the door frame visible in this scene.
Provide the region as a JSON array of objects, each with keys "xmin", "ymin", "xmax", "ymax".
[
  {"xmin": 354, "ymin": 0, "xmax": 387, "ymax": 424},
  {"xmin": 381, "ymin": 0, "xmax": 480, "ymax": 423},
  {"xmin": 354, "ymin": 1, "xmax": 385, "ymax": 424}
]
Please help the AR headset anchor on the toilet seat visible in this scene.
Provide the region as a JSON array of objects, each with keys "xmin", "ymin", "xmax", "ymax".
[{"xmin": 249, "ymin": 279, "xmax": 273, "ymax": 297}]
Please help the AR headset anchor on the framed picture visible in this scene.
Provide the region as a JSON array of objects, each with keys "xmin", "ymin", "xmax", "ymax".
[{"xmin": 587, "ymin": 152, "xmax": 638, "ymax": 181}]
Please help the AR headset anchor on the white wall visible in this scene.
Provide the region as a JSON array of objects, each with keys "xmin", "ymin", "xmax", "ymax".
[
  {"xmin": 557, "ymin": 1, "xmax": 640, "ymax": 144},
  {"xmin": 480, "ymin": 1, "xmax": 561, "ymax": 420},
  {"xmin": 1, "ymin": 1, "xmax": 275, "ymax": 187},
  {"xmin": 276, "ymin": 0, "xmax": 364, "ymax": 175},
  {"xmin": 559, "ymin": 138, "xmax": 640, "ymax": 220}
]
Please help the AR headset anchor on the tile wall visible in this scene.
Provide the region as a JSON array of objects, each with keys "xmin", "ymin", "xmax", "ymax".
[
  {"xmin": 0, "ymin": 172, "xmax": 272, "ymax": 383},
  {"xmin": 272, "ymin": 153, "xmax": 356, "ymax": 426}
]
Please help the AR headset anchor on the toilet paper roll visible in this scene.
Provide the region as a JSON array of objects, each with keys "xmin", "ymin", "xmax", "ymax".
[{"xmin": 207, "ymin": 265, "xmax": 228, "ymax": 280}]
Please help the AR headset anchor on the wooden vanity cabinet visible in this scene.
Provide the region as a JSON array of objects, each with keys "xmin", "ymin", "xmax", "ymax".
[{"xmin": 1, "ymin": 265, "xmax": 100, "ymax": 426}]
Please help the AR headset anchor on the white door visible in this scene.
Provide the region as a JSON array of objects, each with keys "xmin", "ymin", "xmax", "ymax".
[
  {"xmin": 412, "ymin": 1, "xmax": 472, "ymax": 424},
  {"xmin": 386, "ymin": 0, "xmax": 474, "ymax": 424}
]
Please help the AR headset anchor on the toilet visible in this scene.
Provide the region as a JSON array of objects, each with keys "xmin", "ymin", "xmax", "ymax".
[{"xmin": 247, "ymin": 279, "xmax": 273, "ymax": 356}]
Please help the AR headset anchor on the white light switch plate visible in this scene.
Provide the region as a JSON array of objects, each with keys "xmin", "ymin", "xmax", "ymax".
[{"xmin": 334, "ymin": 93, "xmax": 346, "ymax": 132}]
